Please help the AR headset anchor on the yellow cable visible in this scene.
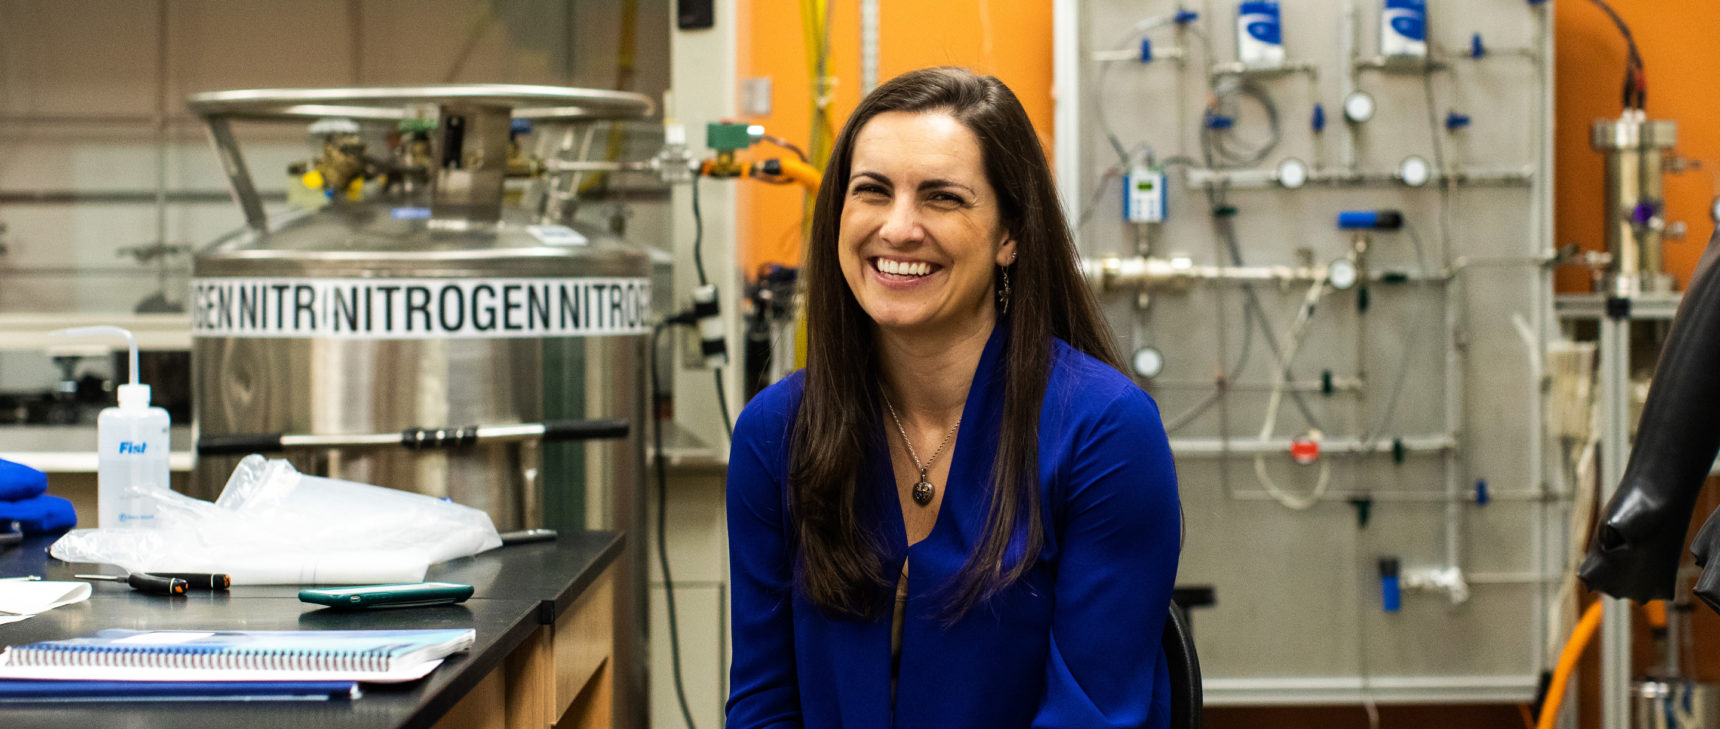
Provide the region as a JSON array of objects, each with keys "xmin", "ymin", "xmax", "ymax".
[
  {"xmin": 798, "ymin": 0, "xmax": 834, "ymax": 242},
  {"xmin": 1536, "ymin": 600, "xmax": 1604, "ymax": 729},
  {"xmin": 769, "ymin": 158, "xmax": 824, "ymax": 192},
  {"xmin": 799, "ymin": 0, "xmax": 817, "ymax": 78}
]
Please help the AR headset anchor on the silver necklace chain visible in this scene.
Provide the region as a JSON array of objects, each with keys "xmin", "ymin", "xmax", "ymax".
[{"xmin": 882, "ymin": 392, "xmax": 960, "ymax": 506}]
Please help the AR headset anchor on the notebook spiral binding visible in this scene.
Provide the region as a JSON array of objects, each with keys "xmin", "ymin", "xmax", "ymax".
[{"xmin": 9, "ymin": 644, "xmax": 391, "ymax": 673}]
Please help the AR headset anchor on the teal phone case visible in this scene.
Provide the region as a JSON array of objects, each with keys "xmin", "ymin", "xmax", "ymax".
[{"xmin": 298, "ymin": 582, "xmax": 474, "ymax": 610}]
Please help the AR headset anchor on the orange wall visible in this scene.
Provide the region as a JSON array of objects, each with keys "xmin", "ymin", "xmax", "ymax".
[
  {"xmin": 735, "ymin": 0, "xmax": 1053, "ymax": 279},
  {"xmin": 737, "ymin": 1, "xmax": 1720, "ymax": 292},
  {"xmin": 723, "ymin": 1, "xmax": 1717, "ymax": 726},
  {"xmin": 1556, "ymin": 1, "xmax": 1720, "ymax": 292}
]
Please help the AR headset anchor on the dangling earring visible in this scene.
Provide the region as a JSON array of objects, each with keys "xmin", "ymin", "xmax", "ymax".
[{"xmin": 997, "ymin": 265, "xmax": 1012, "ymax": 314}]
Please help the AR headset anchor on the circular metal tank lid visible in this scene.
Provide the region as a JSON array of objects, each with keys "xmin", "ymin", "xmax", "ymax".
[
  {"xmin": 187, "ymin": 84, "xmax": 654, "ymax": 122},
  {"xmin": 195, "ymin": 206, "xmax": 649, "ymax": 277}
]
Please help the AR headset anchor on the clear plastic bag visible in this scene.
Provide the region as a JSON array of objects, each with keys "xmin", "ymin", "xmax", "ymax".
[{"xmin": 50, "ymin": 456, "xmax": 502, "ymax": 584}]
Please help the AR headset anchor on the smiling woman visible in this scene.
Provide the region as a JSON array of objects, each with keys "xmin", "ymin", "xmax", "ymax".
[
  {"xmin": 839, "ymin": 111, "xmax": 1016, "ymax": 338},
  {"xmin": 725, "ymin": 67, "xmax": 1182, "ymax": 729}
]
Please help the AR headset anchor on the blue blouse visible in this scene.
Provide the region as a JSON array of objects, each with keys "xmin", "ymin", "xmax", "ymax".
[{"xmin": 725, "ymin": 323, "xmax": 1181, "ymax": 729}]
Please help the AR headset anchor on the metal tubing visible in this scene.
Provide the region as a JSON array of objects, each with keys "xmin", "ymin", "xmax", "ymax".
[
  {"xmin": 1207, "ymin": 60, "xmax": 1319, "ymax": 82},
  {"xmin": 1051, "ymin": 0, "xmax": 1081, "ymax": 226},
  {"xmin": 1442, "ymin": 190, "xmax": 1466, "ymax": 588},
  {"xmin": 282, "ymin": 432, "xmax": 403, "ymax": 449},
  {"xmin": 1353, "ymin": 56, "xmax": 1449, "ymax": 73},
  {"xmin": 1149, "ymin": 377, "xmax": 1364, "ymax": 393},
  {"xmin": 1169, "ymin": 434, "xmax": 1455, "ymax": 456},
  {"xmin": 0, "ymin": 190, "xmax": 279, "ymax": 205},
  {"xmin": 1185, "ymin": 165, "xmax": 1534, "ymax": 189},
  {"xmin": 1081, "ymin": 255, "xmax": 1445, "ymax": 292},
  {"xmin": 198, "ymin": 419, "xmax": 632, "ymax": 454},
  {"xmin": 541, "ymin": 159, "xmax": 654, "ymax": 173},
  {"xmin": 1224, "ymin": 489, "xmax": 1543, "ymax": 504},
  {"xmin": 1341, "ymin": 0, "xmax": 1359, "ymax": 172},
  {"xmin": 860, "ymin": 0, "xmax": 879, "ymax": 93},
  {"xmin": 154, "ymin": 0, "xmax": 169, "ymax": 260},
  {"xmin": 1531, "ymin": 0, "xmax": 1556, "ymax": 691}
]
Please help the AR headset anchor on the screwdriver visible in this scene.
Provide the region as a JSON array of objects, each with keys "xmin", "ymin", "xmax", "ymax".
[
  {"xmin": 75, "ymin": 573, "xmax": 188, "ymax": 596},
  {"xmin": 148, "ymin": 572, "xmax": 232, "ymax": 591}
]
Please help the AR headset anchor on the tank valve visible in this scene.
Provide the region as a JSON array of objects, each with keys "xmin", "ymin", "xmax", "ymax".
[
  {"xmin": 1379, "ymin": 558, "xmax": 1401, "ymax": 613},
  {"xmin": 1289, "ymin": 432, "xmax": 1322, "ymax": 465}
]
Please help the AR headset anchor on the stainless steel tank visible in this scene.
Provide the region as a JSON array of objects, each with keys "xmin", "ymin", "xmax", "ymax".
[
  {"xmin": 184, "ymin": 86, "xmax": 656, "ymax": 728},
  {"xmin": 1593, "ymin": 116, "xmax": 1678, "ymax": 295},
  {"xmin": 189, "ymin": 212, "xmax": 649, "ymax": 530}
]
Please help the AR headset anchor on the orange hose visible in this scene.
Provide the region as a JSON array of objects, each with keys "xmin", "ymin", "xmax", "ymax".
[
  {"xmin": 1536, "ymin": 600, "xmax": 1605, "ymax": 729},
  {"xmin": 1644, "ymin": 599, "xmax": 1668, "ymax": 630},
  {"xmin": 772, "ymin": 157, "xmax": 823, "ymax": 192}
]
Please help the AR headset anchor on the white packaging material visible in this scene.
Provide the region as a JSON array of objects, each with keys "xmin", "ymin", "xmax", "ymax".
[
  {"xmin": 0, "ymin": 581, "xmax": 92, "ymax": 625},
  {"xmin": 49, "ymin": 456, "xmax": 501, "ymax": 584}
]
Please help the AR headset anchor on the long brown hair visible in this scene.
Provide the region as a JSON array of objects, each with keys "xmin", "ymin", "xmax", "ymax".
[{"xmin": 790, "ymin": 67, "xmax": 1122, "ymax": 620}]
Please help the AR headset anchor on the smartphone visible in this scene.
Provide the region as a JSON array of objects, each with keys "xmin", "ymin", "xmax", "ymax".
[{"xmin": 298, "ymin": 582, "xmax": 474, "ymax": 610}]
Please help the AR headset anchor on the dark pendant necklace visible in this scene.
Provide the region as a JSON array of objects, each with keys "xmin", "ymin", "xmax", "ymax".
[
  {"xmin": 883, "ymin": 394, "xmax": 960, "ymax": 508},
  {"xmin": 912, "ymin": 470, "xmax": 936, "ymax": 507}
]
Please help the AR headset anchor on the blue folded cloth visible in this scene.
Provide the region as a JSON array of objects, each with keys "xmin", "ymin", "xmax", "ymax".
[
  {"xmin": 0, "ymin": 459, "xmax": 48, "ymax": 502},
  {"xmin": 0, "ymin": 494, "xmax": 76, "ymax": 534}
]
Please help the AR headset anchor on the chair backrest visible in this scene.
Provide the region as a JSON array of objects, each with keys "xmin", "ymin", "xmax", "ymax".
[{"xmin": 1162, "ymin": 602, "xmax": 1203, "ymax": 729}]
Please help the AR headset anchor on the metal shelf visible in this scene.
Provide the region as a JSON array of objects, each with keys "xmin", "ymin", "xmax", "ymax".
[
  {"xmin": 1554, "ymin": 292, "xmax": 1682, "ymax": 321},
  {"xmin": 0, "ymin": 425, "xmax": 194, "ymax": 473},
  {"xmin": 0, "ymin": 314, "xmax": 190, "ymax": 352}
]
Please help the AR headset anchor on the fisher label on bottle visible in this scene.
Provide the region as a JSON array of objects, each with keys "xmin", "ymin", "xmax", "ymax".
[{"xmin": 189, "ymin": 277, "xmax": 652, "ymax": 338}]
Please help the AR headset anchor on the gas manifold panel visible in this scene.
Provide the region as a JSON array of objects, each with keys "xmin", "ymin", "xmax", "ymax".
[{"xmin": 1060, "ymin": 0, "xmax": 1559, "ymax": 704}]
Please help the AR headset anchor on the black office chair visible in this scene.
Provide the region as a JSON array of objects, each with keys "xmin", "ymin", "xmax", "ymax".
[{"xmin": 1162, "ymin": 602, "xmax": 1203, "ymax": 729}]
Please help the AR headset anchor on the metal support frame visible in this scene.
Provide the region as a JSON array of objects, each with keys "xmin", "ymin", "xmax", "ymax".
[
  {"xmin": 1599, "ymin": 311, "xmax": 1632, "ymax": 729},
  {"xmin": 1558, "ymin": 292, "xmax": 1681, "ymax": 729},
  {"xmin": 202, "ymin": 117, "xmax": 268, "ymax": 232}
]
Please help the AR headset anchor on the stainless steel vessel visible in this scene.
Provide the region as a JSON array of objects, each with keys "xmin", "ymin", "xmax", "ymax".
[
  {"xmin": 186, "ymin": 85, "xmax": 656, "ymax": 728},
  {"xmin": 189, "ymin": 212, "xmax": 650, "ymax": 530},
  {"xmin": 1594, "ymin": 116, "xmax": 1678, "ymax": 295}
]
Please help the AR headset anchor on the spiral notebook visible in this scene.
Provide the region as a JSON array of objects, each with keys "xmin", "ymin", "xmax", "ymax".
[
  {"xmin": 0, "ymin": 679, "xmax": 362, "ymax": 702},
  {"xmin": 0, "ymin": 628, "xmax": 474, "ymax": 683}
]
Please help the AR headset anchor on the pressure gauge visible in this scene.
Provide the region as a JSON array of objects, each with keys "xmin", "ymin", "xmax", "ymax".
[
  {"xmin": 1343, "ymin": 91, "xmax": 1376, "ymax": 124},
  {"xmin": 1132, "ymin": 346, "xmax": 1166, "ymax": 379},
  {"xmin": 1276, "ymin": 158, "xmax": 1309, "ymax": 190},
  {"xmin": 1398, "ymin": 155, "xmax": 1432, "ymax": 187},
  {"xmin": 1327, "ymin": 258, "xmax": 1359, "ymax": 291}
]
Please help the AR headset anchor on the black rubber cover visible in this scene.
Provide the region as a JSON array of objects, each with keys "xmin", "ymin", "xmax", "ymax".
[
  {"xmin": 1579, "ymin": 231, "xmax": 1720, "ymax": 601},
  {"xmin": 196, "ymin": 433, "xmax": 286, "ymax": 456},
  {"xmin": 1692, "ymin": 512, "xmax": 1720, "ymax": 614},
  {"xmin": 541, "ymin": 418, "xmax": 630, "ymax": 442}
]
